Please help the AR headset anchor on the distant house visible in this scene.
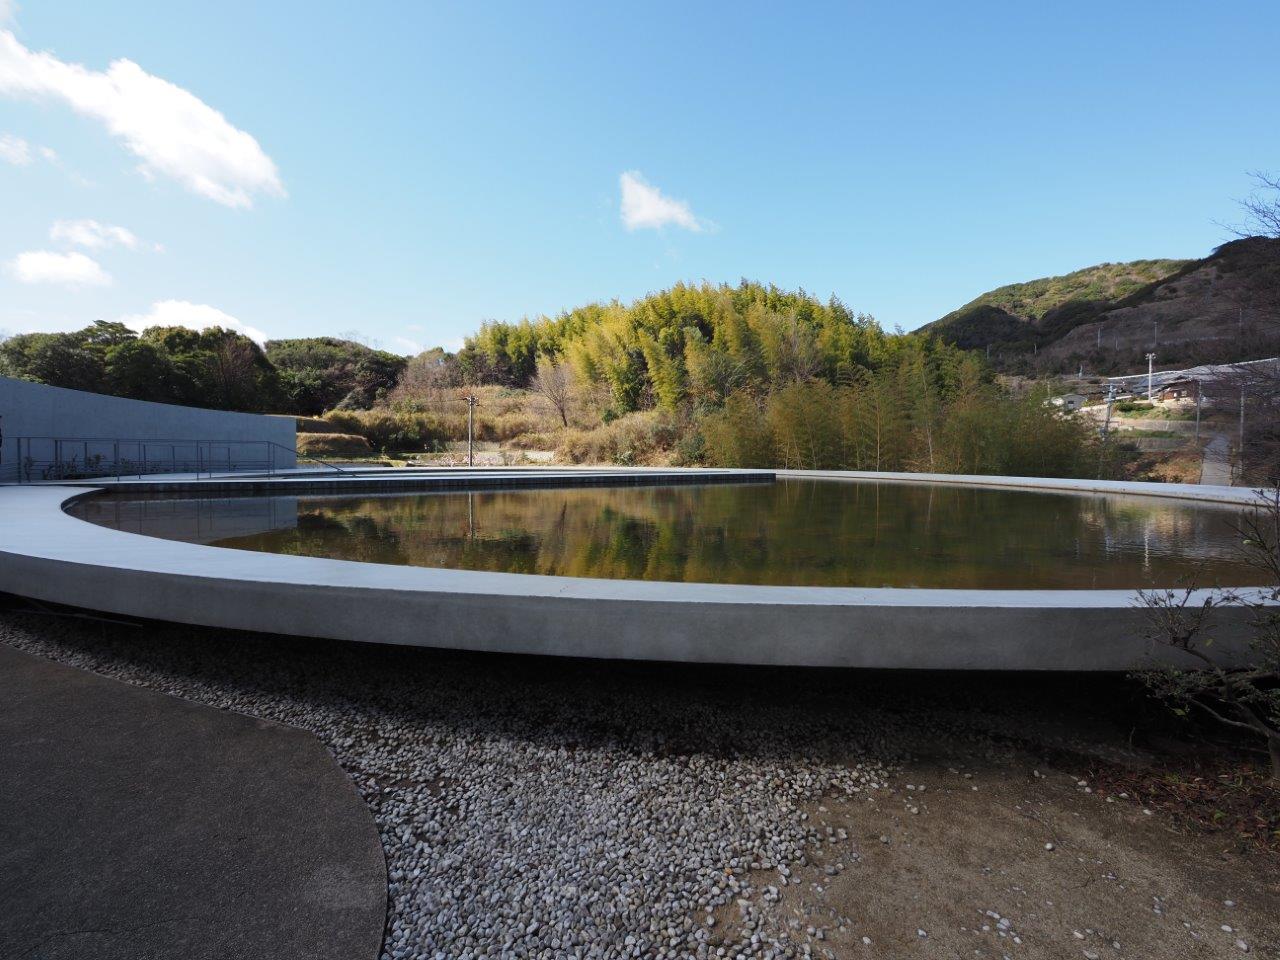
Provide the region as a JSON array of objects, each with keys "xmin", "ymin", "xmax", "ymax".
[
  {"xmin": 1156, "ymin": 378, "xmax": 1199, "ymax": 402},
  {"xmin": 1050, "ymin": 393, "xmax": 1087, "ymax": 411}
]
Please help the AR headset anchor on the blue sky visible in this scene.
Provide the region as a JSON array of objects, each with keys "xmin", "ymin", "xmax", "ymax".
[{"xmin": 2, "ymin": 1, "xmax": 1277, "ymax": 354}]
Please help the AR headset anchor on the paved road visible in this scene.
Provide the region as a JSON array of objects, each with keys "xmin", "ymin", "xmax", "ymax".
[
  {"xmin": 0, "ymin": 643, "xmax": 386, "ymax": 960},
  {"xmin": 1200, "ymin": 432, "xmax": 1234, "ymax": 486}
]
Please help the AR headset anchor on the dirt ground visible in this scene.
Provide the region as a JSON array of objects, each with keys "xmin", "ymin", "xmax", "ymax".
[{"xmin": 719, "ymin": 739, "xmax": 1279, "ymax": 959}]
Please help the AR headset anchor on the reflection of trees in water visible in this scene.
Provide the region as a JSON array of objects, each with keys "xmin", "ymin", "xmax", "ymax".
[
  {"xmin": 248, "ymin": 510, "xmax": 415, "ymax": 567},
  {"xmin": 213, "ymin": 483, "xmax": 1256, "ymax": 589}
]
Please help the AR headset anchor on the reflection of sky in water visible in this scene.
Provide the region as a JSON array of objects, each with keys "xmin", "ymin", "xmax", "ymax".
[{"xmin": 71, "ymin": 480, "xmax": 1264, "ymax": 590}]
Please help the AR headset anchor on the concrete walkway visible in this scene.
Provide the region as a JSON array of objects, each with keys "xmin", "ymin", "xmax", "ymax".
[
  {"xmin": 1200, "ymin": 433, "xmax": 1234, "ymax": 486},
  {"xmin": 0, "ymin": 644, "xmax": 385, "ymax": 960}
]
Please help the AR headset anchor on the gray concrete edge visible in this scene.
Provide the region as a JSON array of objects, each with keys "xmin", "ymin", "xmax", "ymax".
[
  {"xmin": 774, "ymin": 470, "xmax": 1267, "ymax": 506},
  {"xmin": 0, "ymin": 471, "xmax": 1271, "ymax": 670}
]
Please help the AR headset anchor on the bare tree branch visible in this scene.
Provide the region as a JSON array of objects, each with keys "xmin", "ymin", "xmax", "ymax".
[
  {"xmin": 1134, "ymin": 487, "xmax": 1280, "ymax": 779},
  {"xmin": 530, "ymin": 356, "xmax": 576, "ymax": 428}
]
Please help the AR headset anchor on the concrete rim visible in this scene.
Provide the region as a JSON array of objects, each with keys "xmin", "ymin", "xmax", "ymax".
[{"xmin": 0, "ymin": 469, "xmax": 1271, "ymax": 670}]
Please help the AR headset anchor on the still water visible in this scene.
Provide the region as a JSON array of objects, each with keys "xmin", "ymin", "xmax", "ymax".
[{"xmin": 71, "ymin": 479, "xmax": 1262, "ymax": 590}]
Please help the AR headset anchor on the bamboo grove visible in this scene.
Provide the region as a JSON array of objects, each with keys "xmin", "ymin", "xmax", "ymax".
[{"xmin": 457, "ymin": 281, "xmax": 1110, "ymax": 477}]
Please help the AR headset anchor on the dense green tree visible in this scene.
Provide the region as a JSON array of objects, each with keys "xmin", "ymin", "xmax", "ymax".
[
  {"xmin": 699, "ymin": 391, "xmax": 774, "ymax": 467},
  {"xmin": 767, "ymin": 380, "xmax": 846, "ymax": 469},
  {"xmin": 636, "ymin": 329, "xmax": 685, "ymax": 411},
  {"xmin": 684, "ymin": 327, "xmax": 748, "ymax": 406},
  {"xmin": 80, "ymin": 320, "xmax": 137, "ymax": 351},
  {"xmin": 0, "ymin": 332, "xmax": 106, "ymax": 392},
  {"xmin": 104, "ymin": 339, "xmax": 177, "ymax": 403},
  {"xmin": 203, "ymin": 329, "xmax": 283, "ymax": 411},
  {"xmin": 702, "ymin": 367, "xmax": 1106, "ymax": 479},
  {"xmin": 458, "ymin": 281, "xmax": 914, "ymax": 409},
  {"xmin": 2, "ymin": 322, "xmax": 281, "ymax": 413},
  {"xmin": 264, "ymin": 337, "xmax": 406, "ymax": 413}
]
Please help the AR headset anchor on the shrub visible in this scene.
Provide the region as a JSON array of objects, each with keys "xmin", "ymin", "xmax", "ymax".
[
  {"xmin": 385, "ymin": 385, "xmax": 560, "ymax": 443},
  {"xmin": 1115, "ymin": 400, "xmax": 1154, "ymax": 413},
  {"xmin": 557, "ymin": 410, "xmax": 680, "ymax": 465},
  {"xmin": 767, "ymin": 381, "xmax": 846, "ymax": 469},
  {"xmin": 504, "ymin": 431, "xmax": 558, "ymax": 451},
  {"xmin": 288, "ymin": 415, "xmax": 334, "ymax": 434},
  {"xmin": 701, "ymin": 391, "xmax": 775, "ymax": 467},
  {"xmin": 321, "ymin": 409, "xmax": 447, "ymax": 452},
  {"xmin": 1135, "ymin": 488, "xmax": 1280, "ymax": 779},
  {"xmin": 481, "ymin": 411, "xmax": 542, "ymax": 442},
  {"xmin": 297, "ymin": 432, "xmax": 373, "ymax": 457}
]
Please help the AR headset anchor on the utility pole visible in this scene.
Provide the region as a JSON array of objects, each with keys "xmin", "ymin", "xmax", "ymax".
[
  {"xmin": 1194, "ymin": 380, "xmax": 1202, "ymax": 441},
  {"xmin": 1098, "ymin": 384, "xmax": 1116, "ymax": 480},
  {"xmin": 1238, "ymin": 386, "xmax": 1246, "ymax": 478},
  {"xmin": 1146, "ymin": 352, "xmax": 1156, "ymax": 400},
  {"xmin": 461, "ymin": 393, "xmax": 478, "ymax": 467},
  {"xmin": 1153, "ymin": 318, "xmax": 1158, "ymax": 349}
]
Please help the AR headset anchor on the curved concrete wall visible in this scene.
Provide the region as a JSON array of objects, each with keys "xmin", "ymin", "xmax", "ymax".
[
  {"xmin": 0, "ymin": 473, "xmax": 1268, "ymax": 671},
  {"xmin": 0, "ymin": 376, "xmax": 295, "ymax": 483},
  {"xmin": 773, "ymin": 469, "xmax": 1258, "ymax": 505}
]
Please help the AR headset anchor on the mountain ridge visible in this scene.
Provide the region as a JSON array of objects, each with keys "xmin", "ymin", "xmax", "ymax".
[{"xmin": 922, "ymin": 238, "xmax": 1280, "ymax": 372}]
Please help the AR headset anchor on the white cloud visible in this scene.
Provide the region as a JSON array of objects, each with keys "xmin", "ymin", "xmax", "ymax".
[
  {"xmin": 0, "ymin": 132, "xmax": 65, "ymax": 173},
  {"xmin": 0, "ymin": 133, "xmax": 77, "ymax": 180},
  {"xmin": 0, "ymin": 30, "xmax": 284, "ymax": 208},
  {"xmin": 50, "ymin": 218, "xmax": 139, "ymax": 250},
  {"xmin": 392, "ymin": 335, "xmax": 424, "ymax": 355},
  {"xmin": 0, "ymin": 130, "xmax": 29, "ymax": 163},
  {"xmin": 619, "ymin": 170, "xmax": 704, "ymax": 232},
  {"xmin": 7, "ymin": 250, "xmax": 111, "ymax": 286},
  {"xmin": 119, "ymin": 299, "xmax": 268, "ymax": 344},
  {"xmin": 0, "ymin": 1, "xmax": 16, "ymax": 26}
]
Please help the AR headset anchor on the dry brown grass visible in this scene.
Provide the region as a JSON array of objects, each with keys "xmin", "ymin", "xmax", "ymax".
[
  {"xmin": 269, "ymin": 414, "xmax": 332, "ymax": 434},
  {"xmin": 556, "ymin": 410, "xmax": 681, "ymax": 466},
  {"xmin": 1125, "ymin": 440, "xmax": 1208, "ymax": 484},
  {"xmin": 371, "ymin": 386, "xmax": 562, "ymax": 444},
  {"xmin": 297, "ymin": 432, "xmax": 373, "ymax": 456}
]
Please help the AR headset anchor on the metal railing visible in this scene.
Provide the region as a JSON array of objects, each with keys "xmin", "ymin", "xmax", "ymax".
[
  {"xmin": 275, "ymin": 442, "xmax": 354, "ymax": 478},
  {"xmin": 9, "ymin": 436, "xmax": 350, "ymax": 484}
]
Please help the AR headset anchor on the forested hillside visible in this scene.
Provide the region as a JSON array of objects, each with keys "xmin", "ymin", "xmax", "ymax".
[
  {"xmin": 264, "ymin": 337, "xmax": 405, "ymax": 412},
  {"xmin": 0, "ymin": 326, "xmax": 406, "ymax": 416},
  {"xmin": 0, "ymin": 321, "xmax": 282, "ymax": 412},
  {"xmin": 457, "ymin": 282, "xmax": 936, "ymax": 409},
  {"xmin": 927, "ymin": 259, "xmax": 1189, "ymax": 351},
  {"xmin": 398, "ymin": 281, "xmax": 1109, "ymax": 476},
  {"xmin": 924, "ymin": 238, "xmax": 1280, "ymax": 373},
  {"xmin": 0, "ymin": 281, "xmax": 1115, "ymax": 478}
]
